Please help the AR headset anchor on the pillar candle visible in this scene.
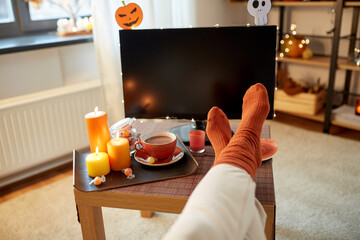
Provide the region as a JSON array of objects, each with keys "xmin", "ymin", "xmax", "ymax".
[
  {"xmin": 85, "ymin": 151, "xmax": 111, "ymax": 177},
  {"xmin": 107, "ymin": 138, "xmax": 131, "ymax": 171},
  {"xmin": 85, "ymin": 107, "xmax": 111, "ymax": 153}
]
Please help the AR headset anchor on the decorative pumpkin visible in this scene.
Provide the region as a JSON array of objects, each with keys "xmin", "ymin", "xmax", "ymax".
[
  {"xmin": 280, "ymin": 24, "xmax": 309, "ymax": 58},
  {"xmin": 115, "ymin": 1, "xmax": 143, "ymax": 30}
]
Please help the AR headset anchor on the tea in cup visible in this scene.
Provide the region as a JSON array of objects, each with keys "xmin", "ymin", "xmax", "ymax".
[{"xmin": 134, "ymin": 131, "xmax": 177, "ymax": 159}]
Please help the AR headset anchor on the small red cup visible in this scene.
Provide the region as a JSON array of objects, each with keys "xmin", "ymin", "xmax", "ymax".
[
  {"xmin": 134, "ymin": 131, "xmax": 177, "ymax": 159},
  {"xmin": 189, "ymin": 130, "xmax": 205, "ymax": 153}
]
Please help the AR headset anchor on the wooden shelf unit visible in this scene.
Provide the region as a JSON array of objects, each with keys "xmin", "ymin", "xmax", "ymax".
[{"xmin": 230, "ymin": 0, "xmax": 360, "ymax": 132}]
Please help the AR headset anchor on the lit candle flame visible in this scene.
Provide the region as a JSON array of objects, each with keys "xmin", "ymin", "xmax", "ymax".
[
  {"xmin": 96, "ymin": 146, "xmax": 99, "ymax": 156},
  {"xmin": 116, "ymin": 131, "xmax": 120, "ymax": 139},
  {"xmin": 94, "ymin": 106, "xmax": 98, "ymax": 116}
]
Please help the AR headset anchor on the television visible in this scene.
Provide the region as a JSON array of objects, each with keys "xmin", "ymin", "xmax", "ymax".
[{"xmin": 119, "ymin": 26, "xmax": 276, "ymax": 143}]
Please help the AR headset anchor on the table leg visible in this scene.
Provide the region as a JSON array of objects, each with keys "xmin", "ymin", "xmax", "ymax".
[
  {"xmin": 263, "ymin": 205, "xmax": 275, "ymax": 240},
  {"xmin": 78, "ymin": 204, "xmax": 106, "ymax": 240},
  {"xmin": 140, "ymin": 211, "xmax": 154, "ymax": 218}
]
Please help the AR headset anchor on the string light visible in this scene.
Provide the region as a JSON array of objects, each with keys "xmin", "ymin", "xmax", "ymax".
[
  {"xmin": 246, "ymin": 23, "xmax": 250, "ymax": 27},
  {"xmin": 279, "ymin": 53, "xmax": 284, "ymax": 57},
  {"xmin": 299, "ymin": 44, "xmax": 303, "ymax": 48},
  {"xmin": 285, "ymin": 34, "xmax": 289, "ymax": 39},
  {"xmin": 280, "ymin": 40, "xmax": 285, "ymax": 45},
  {"xmin": 285, "ymin": 48, "xmax": 289, "ymax": 53},
  {"xmin": 288, "ymin": 40, "xmax": 293, "ymax": 45}
]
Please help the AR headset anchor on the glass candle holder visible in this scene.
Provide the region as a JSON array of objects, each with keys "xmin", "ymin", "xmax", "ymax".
[{"xmin": 189, "ymin": 130, "xmax": 205, "ymax": 153}]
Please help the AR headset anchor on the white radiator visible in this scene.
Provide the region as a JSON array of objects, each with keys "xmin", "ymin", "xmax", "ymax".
[{"xmin": 0, "ymin": 80, "xmax": 104, "ymax": 180}]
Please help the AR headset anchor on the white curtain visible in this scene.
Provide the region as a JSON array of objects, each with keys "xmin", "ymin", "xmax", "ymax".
[{"xmin": 91, "ymin": 0, "xmax": 195, "ymax": 125}]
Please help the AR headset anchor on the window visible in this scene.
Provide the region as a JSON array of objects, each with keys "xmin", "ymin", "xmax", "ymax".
[
  {"xmin": 29, "ymin": 0, "xmax": 91, "ymax": 21},
  {"xmin": 0, "ymin": 0, "xmax": 15, "ymax": 23},
  {"xmin": 0, "ymin": 0, "xmax": 92, "ymax": 38}
]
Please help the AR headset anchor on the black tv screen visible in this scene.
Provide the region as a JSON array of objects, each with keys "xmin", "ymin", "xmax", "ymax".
[{"xmin": 120, "ymin": 26, "xmax": 276, "ymax": 121}]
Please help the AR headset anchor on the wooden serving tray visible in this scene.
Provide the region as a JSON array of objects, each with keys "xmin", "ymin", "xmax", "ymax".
[{"xmin": 73, "ymin": 137, "xmax": 199, "ymax": 192}]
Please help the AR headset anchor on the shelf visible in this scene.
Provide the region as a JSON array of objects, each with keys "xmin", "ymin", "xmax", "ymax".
[
  {"xmin": 272, "ymin": 1, "xmax": 336, "ymax": 6},
  {"xmin": 344, "ymin": 1, "xmax": 360, "ymax": 6},
  {"xmin": 277, "ymin": 53, "xmax": 330, "ymax": 67},
  {"xmin": 338, "ymin": 58, "xmax": 360, "ymax": 71},
  {"xmin": 229, "ymin": 0, "xmax": 360, "ymax": 7},
  {"xmin": 276, "ymin": 109, "xmax": 360, "ymax": 131},
  {"xmin": 229, "ymin": 0, "xmax": 336, "ymax": 6},
  {"xmin": 275, "ymin": 109, "xmax": 325, "ymax": 122},
  {"xmin": 277, "ymin": 53, "xmax": 360, "ymax": 71}
]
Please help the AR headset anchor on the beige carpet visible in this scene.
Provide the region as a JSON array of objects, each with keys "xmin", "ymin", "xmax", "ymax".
[{"xmin": 0, "ymin": 121, "xmax": 359, "ymax": 240}]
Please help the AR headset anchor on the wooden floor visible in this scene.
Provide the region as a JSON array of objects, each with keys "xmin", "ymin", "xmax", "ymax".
[{"xmin": 1, "ymin": 112, "xmax": 359, "ymax": 203}]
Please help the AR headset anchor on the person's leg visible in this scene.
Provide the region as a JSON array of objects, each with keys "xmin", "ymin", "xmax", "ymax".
[
  {"xmin": 164, "ymin": 83, "xmax": 269, "ymax": 240},
  {"xmin": 164, "ymin": 165, "xmax": 262, "ymax": 240},
  {"xmin": 213, "ymin": 83, "xmax": 270, "ymax": 178}
]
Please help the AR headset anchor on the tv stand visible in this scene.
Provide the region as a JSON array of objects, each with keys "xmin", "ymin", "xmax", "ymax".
[{"xmin": 168, "ymin": 120, "xmax": 210, "ymax": 145}]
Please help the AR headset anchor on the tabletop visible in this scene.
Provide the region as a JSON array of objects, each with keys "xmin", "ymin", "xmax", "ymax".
[{"xmin": 103, "ymin": 120, "xmax": 275, "ymax": 206}]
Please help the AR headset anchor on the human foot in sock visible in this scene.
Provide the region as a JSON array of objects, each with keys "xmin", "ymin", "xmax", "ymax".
[
  {"xmin": 206, "ymin": 107, "xmax": 232, "ymax": 161},
  {"xmin": 214, "ymin": 83, "xmax": 270, "ymax": 178}
]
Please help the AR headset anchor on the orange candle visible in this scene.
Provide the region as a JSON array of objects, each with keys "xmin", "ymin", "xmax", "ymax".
[
  {"xmin": 85, "ymin": 107, "xmax": 111, "ymax": 153},
  {"xmin": 107, "ymin": 138, "xmax": 131, "ymax": 171},
  {"xmin": 85, "ymin": 149, "xmax": 111, "ymax": 177}
]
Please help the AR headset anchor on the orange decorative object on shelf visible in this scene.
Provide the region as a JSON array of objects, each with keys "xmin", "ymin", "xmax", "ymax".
[
  {"xmin": 85, "ymin": 107, "xmax": 111, "ymax": 153},
  {"xmin": 280, "ymin": 24, "xmax": 310, "ymax": 58}
]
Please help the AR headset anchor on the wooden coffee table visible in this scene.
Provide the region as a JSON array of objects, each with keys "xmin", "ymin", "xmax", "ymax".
[{"xmin": 74, "ymin": 120, "xmax": 276, "ymax": 240}]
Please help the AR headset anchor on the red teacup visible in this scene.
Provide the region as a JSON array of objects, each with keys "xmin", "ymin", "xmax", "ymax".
[{"xmin": 134, "ymin": 131, "xmax": 177, "ymax": 159}]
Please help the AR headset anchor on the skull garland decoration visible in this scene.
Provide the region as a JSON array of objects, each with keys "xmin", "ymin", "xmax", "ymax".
[{"xmin": 247, "ymin": 0, "xmax": 271, "ymax": 26}]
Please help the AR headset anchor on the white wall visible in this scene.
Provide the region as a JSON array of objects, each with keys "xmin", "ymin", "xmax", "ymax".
[{"xmin": 0, "ymin": 42, "xmax": 99, "ymax": 100}]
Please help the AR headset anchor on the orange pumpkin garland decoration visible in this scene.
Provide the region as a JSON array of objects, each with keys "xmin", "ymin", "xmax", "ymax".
[{"xmin": 115, "ymin": 1, "xmax": 143, "ymax": 30}]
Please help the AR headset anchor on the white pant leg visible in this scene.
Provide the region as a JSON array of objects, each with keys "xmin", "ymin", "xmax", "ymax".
[{"xmin": 164, "ymin": 164, "xmax": 266, "ymax": 240}]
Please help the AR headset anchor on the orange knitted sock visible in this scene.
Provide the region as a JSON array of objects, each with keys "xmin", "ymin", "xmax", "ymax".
[
  {"xmin": 213, "ymin": 83, "xmax": 270, "ymax": 178},
  {"xmin": 206, "ymin": 107, "xmax": 232, "ymax": 161}
]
